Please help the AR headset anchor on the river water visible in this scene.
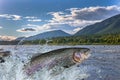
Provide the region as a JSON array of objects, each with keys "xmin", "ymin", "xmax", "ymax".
[{"xmin": 0, "ymin": 45, "xmax": 120, "ymax": 80}]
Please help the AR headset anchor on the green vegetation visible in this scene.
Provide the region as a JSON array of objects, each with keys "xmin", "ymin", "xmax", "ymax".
[
  {"xmin": 21, "ymin": 14, "xmax": 120, "ymax": 45},
  {"xmin": 75, "ymin": 14, "xmax": 120, "ymax": 35},
  {"xmin": 23, "ymin": 34, "xmax": 120, "ymax": 45}
]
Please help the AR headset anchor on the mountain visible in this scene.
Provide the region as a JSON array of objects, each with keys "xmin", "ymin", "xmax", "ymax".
[
  {"xmin": 75, "ymin": 14, "xmax": 120, "ymax": 35},
  {"xmin": 15, "ymin": 37, "xmax": 26, "ymax": 41},
  {"xmin": 25, "ymin": 30, "xmax": 71, "ymax": 40}
]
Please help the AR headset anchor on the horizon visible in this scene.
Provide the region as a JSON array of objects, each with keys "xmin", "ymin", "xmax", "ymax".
[{"xmin": 0, "ymin": 0, "xmax": 120, "ymax": 40}]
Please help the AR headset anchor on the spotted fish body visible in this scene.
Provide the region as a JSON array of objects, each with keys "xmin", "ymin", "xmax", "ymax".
[{"xmin": 24, "ymin": 47, "xmax": 91, "ymax": 75}]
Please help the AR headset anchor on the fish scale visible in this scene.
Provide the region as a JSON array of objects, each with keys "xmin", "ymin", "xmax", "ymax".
[{"xmin": 24, "ymin": 47, "xmax": 91, "ymax": 76}]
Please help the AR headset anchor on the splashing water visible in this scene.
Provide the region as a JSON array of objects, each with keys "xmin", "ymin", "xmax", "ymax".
[
  {"xmin": 0, "ymin": 45, "xmax": 120, "ymax": 80},
  {"xmin": 29, "ymin": 66, "xmax": 90, "ymax": 80},
  {"xmin": 0, "ymin": 45, "xmax": 91, "ymax": 80}
]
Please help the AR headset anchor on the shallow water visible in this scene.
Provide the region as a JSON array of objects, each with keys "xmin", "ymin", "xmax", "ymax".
[{"xmin": 0, "ymin": 45, "xmax": 120, "ymax": 80}]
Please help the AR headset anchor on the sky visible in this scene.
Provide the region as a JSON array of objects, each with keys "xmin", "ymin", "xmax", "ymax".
[{"xmin": 0, "ymin": 0, "xmax": 120, "ymax": 39}]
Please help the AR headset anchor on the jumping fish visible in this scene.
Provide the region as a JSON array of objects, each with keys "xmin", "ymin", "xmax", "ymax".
[{"xmin": 24, "ymin": 47, "xmax": 91, "ymax": 75}]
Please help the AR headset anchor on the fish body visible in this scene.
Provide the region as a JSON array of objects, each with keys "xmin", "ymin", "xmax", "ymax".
[{"xmin": 24, "ymin": 47, "xmax": 91, "ymax": 75}]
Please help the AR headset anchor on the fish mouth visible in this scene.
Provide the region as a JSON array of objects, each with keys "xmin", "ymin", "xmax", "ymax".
[
  {"xmin": 73, "ymin": 52, "xmax": 82, "ymax": 63},
  {"xmin": 72, "ymin": 51, "xmax": 90, "ymax": 63}
]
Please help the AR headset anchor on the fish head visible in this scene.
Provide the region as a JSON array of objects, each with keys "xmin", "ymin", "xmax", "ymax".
[{"xmin": 72, "ymin": 48, "xmax": 91, "ymax": 63}]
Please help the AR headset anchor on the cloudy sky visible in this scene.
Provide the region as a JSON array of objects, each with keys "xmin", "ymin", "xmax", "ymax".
[{"xmin": 0, "ymin": 0, "xmax": 120, "ymax": 38}]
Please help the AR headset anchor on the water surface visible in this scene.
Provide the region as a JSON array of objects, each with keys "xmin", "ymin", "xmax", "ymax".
[{"xmin": 0, "ymin": 45, "xmax": 120, "ymax": 80}]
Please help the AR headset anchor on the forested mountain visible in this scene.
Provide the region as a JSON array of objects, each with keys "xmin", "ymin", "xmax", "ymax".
[
  {"xmin": 25, "ymin": 30, "xmax": 71, "ymax": 40},
  {"xmin": 75, "ymin": 14, "xmax": 120, "ymax": 35},
  {"xmin": 7, "ymin": 14, "xmax": 120, "ymax": 45}
]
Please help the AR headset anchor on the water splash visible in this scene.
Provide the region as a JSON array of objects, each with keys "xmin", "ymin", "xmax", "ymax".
[
  {"xmin": 14, "ymin": 37, "xmax": 27, "ymax": 50},
  {"xmin": 0, "ymin": 45, "xmax": 119, "ymax": 80},
  {"xmin": 0, "ymin": 45, "xmax": 92, "ymax": 80},
  {"xmin": 28, "ymin": 65, "xmax": 90, "ymax": 80}
]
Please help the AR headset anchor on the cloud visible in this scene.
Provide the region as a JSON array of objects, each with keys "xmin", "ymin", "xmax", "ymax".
[
  {"xmin": 73, "ymin": 27, "xmax": 82, "ymax": 33},
  {"xmin": 17, "ymin": 27, "xmax": 36, "ymax": 32},
  {"xmin": 26, "ymin": 24, "xmax": 38, "ymax": 27},
  {"xmin": 0, "ymin": 35, "xmax": 16, "ymax": 41},
  {"xmin": 25, "ymin": 16, "xmax": 37, "ymax": 19},
  {"xmin": 0, "ymin": 14, "xmax": 21, "ymax": 20},
  {"xmin": 68, "ymin": 5, "xmax": 120, "ymax": 20},
  {"xmin": 27, "ymin": 19, "xmax": 42, "ymax": 22},
  {"xmin": 25, "ymin": 16, "xmax": 42, "ymax": 22},
  {"xmin": 0, "ymin": 26, "xmax": 2, "ymax": 29},
  {"xmin": 17, "ymin": 24, "xmax": 39, "ymax": 32},
  {"xmin": 17, "ymin": 5, "xmax": 120, "ymax": 34},
  {"xmin": 36, "ymin": 23, "xmax": 59, "ymax": 31},
  {"xmin": 46, "ymin": 5, "xmax": 120, "ymax": 33},
  {"xmin": 0, "ymin": 14, "xmax": 42, "ymax": 22},
  {"xmin": 12, "ymin": 15, "xmax": 21, "ymax": 20},
  {"xmin": 49, "ymin": 5, "xmax": 120, "ymax": 23}
]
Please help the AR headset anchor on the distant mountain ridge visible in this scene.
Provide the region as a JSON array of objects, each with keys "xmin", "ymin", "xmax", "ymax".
[
  {"xmin": 15, "ymin": 37, "xmax": 26, "ymax": 41},
  {"xmin": 25, "ymin": 30, "xmax": 71, "ymax": 40},
  {"xmin": 75, "ymin": 14, "xmax": 120, "ymax": 35},
  {"xmin": 16, "ymin": 14, "xmax": 120, "ymax": 41}
]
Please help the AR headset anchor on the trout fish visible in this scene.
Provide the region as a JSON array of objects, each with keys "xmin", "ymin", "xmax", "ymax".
[{"xmin": 24, "ymin": 47, "xmax": 91, "ymax": 75}]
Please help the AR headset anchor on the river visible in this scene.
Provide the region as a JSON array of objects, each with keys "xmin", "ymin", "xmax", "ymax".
[{"xmin": 0, "ymin": 45, "xmax": 120, "ymax": 80}]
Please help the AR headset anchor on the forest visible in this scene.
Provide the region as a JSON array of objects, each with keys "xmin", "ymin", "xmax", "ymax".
[{"xmin": 23, "ymin": 34, "xmax": 120, "ymax": 45}]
